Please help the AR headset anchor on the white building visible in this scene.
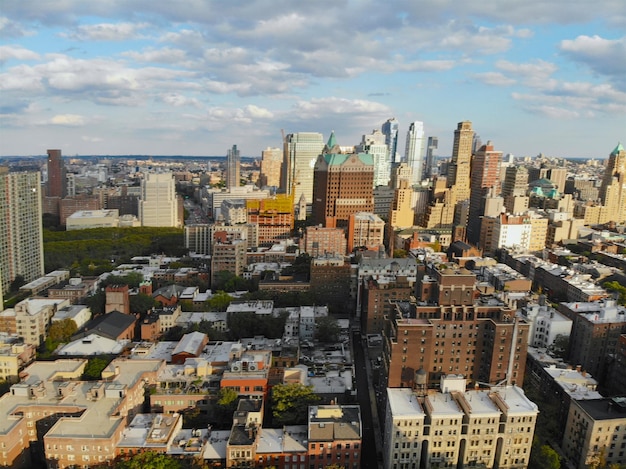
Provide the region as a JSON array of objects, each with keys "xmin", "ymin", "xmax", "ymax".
[
  {"xmin": 404, "ymin": 121, "xmax": 426, "ymax": 185},
  {"xmin": 66, "ymin": 209, "xmax": 120, "ymax": 230},
  {"xmin": 518, "ymin": 302, "xmax": 573, "ymax": 349},
  {"xmin": 358, "ymin": 129, "xmax": 390, "ymax": 187},
  {"xmin": 221, "ymin": 199, "xmax": 248, "ymax": 224},
  {"xmin": 52, "ymin": 304, "xmax": 92, "ymax": 329},
  {"xmin": 139, "ymin": 172, "xmax": 180, "ymax": 227},
  {"xmin": 384, "ymin": 376, "xmax": 538, "ymax": 469}
]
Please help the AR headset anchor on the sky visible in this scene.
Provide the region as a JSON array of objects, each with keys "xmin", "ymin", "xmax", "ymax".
[{"xmin": 0, "ymin": 1, "xmax": 625, "ymax": 159}]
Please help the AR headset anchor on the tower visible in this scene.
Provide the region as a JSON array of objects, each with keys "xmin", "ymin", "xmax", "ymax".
[
  {"xmin": 404, "ymin": 121, "xmax": 426, "ymax": 185},
  {"xmin": 447, "ymin": 120, "xmax": 475, "ymax": 203},
  {"xmin": 503, "ymin": 166, "xmax": 529, "ymax": 214},
  {"xmin": 0, "ymin": 167, "xmax": 44, "ymax": 295},
  {"xmin": 357, "ymin": 129, "xmax": 390, "ymax": 187},
  {"xmin": 282, "ymin": 132, "xmax": 325, "ymax": 205},
  {"xmin": 382, "ymin": 118, "xmax": 400, "ymax": 164},
  {"xmin": 139, "ymin": 172, "xmax": 180, "ymax": 227},
  {"xmin": 312, "ymin": 133, "xmax": 375, "ymax": 227},
  {"xmin": 599, "ymin": 142, "xmax": 626, "ymax": 224},
  {"xmin": 259, "ymin": 147, "xmax": 282, "ymax": 188},
  {"xmin": 46, "ymin": 149, "xmax": 66, "ymax": 198},
  {"xmin": 467, "ymin": 141, "xmax": 502, "ymax": 244},
  {"xmin": 226, "ymin": 144, "xmax": 241, "ymax": 189},
  {"xmin": 424, "ymin": 136, "xmax": 439, "ymax": 178}
]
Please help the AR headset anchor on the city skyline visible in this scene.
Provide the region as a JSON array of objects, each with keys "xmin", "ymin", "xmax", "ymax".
[{"xmin": 0, "ymin": 1, "xmax": 624, "ymax": 158}]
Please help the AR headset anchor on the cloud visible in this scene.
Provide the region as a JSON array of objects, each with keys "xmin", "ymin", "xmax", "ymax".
[
  {"xmin": 472, "ymin": 72, "xmax": 517, "ymax": 86},
  {"xmin": 81, "ymin": 135, "xmax": 103, "ymax": 142},
  {"xmin": 61, "ymin": 22, "xmax": 149, "ymax": 41},
  {"xmin": 0, "ymin": 16, "xmax": 33, "ymax": 38},
  {"xmin": 560, "ymin": 35, "xmax": 626, "ymax": 90},
  {"xmin": 50, "ymin": 114, "xmax": 86, "ymax": 126},
  {"xmin": 0, "ymin": 45, "xmax": 40, "ymax": 63},
  {"xmin": 160, "ymin": 93, "xmax": 201, "ymax": 107}
]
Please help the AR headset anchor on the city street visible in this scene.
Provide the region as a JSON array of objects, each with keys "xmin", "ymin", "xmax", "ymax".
[{"xmin": 353, "ymin": 333, "xmax": 383, "ymax": 469}]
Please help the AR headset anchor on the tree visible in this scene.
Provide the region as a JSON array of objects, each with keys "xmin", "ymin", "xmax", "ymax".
[
  {"xmin": 206, "ymin": 291, "xmax": 233, "ymax": 311},
  {"xmin": 85, "ymin": 290, "xmax": 106, "ymax": 316},
  {"xmin": 116, "ymin": 451, "xmax": 183, "ymax": 469},
  {"xmin": 603, "ymin": 281, "xmax": 626, "ymax": 306},
  {"xmin": 215, "ymin": 387, "xmax": 239, "ymax": 423},
  {"xmin": 48, "ymin": 318, "xmax": 78, "ymax": 343},
  {"xmin": 82, "ymin": 357, "xmax": 111, "ymax": 380},
  {"xmin": 547, "ymin": 334, "xmax": 569, "ymax": 359},
  {"xmin": 529, "ymin": 444, "xmax": 560, "ymax": 469},
  {"xmin": 9, "ymin": 275, "xmax": 25, "ymax": 293},
  {"xmin": 315, "ymin": 316, "xmax": 340, "ymax": 343},
  {"xmin": 393, "ymin": 249, "xmax": 407, "ymax": 258},
  {"xmin": 272, "ymin": 383, "xmax": 320, "ymax": 425},
  {"xmin": 130, "ymin": 292, "xmax": 156, "ymax": 314}
]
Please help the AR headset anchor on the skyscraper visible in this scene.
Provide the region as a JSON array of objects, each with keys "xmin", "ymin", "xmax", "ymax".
[
  {"xmin": 0, "ymin": 167, "xmax": 45, "ymax": 295},
  {"xmin": 357, "ymin": 129, "xmax": 389, "ymax": 187},
  {"xmin": 382, "ymin": 118, "xmax": 400, "ymax": 164},
  {"xmin": 226, "ymin": 144, "xmax": 241, "ymax": 189},
  {"xmin": 503, "ymin": 165, "xmax": 529, "ymax": 214},
  {"xmin": 282, "ymin": 132, "xmax": 325, "ymax": 206},
  {"xmin": 467, "ymin": 141, "xmax": 502, "ymax": 244},
  {"xmin": 404, "ymin": 121, "xmax": 426, "ymax": 185},
  {"xmin": 447, "ymin": 120, "xmax": 475, "ymax": 204},
  {"xmin": 312, "ymin": 133, "xmax": 374, "ymax": 227},
  {"xmin": 599, "ymin": 142, "xmax": 626, "ymax": 224},
  {"xmin": 424, "ymin": 136, "xmax": 439, "ymax": 178},
  {"xmin": 259, "ymin": 147, "xmax": 282, "ymax": 188},
  {"xmin": 46, "ymin": 149, "xmax": 66, "ymax": 198},
  {"xmin": 139, "ymin": 172, "xmax": 180, "ymax": 227}
]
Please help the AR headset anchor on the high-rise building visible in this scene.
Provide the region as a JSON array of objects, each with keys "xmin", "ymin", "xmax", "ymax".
[
  {"xmin": 381, "ymin": 118, "xmax": 400, "ymax": 164},
  {"xmin": 424, "ymin": 136, "xmax": 439, "ymax": 178},
  {"xmin": 302, "ymin": 226, "xmax": 347, "ymax": 257},
  {"xmin": 389, "ymin": 178, "xmax": 415, "ymax": 231},
  {"xmin": 139, "ymin": 172, "xmax": 180, "ymax": 227},
  {"xmin": 0, "ymin": 167, "xmax": 45, "ymax": 295},
  {"xmin": 404, "ymin": 121, "xmax": 426, "ymax": 185},
  {"xmin": 246, "ymin": 194, "xmax": 294, "ymax": 246},
  {"xmin": 503, "ymin": 165, "xmax": 529, "ymax": 214},
  {"xmin": 347, "ymin": 212, "xmax": 385, "ymax": 253},
  {"xmin": 46, "ymin": 149, "xmax": 66, "ymax": 198},
  {"xmin": 447, "ymin": 120, "xmax": 475, "ymax": 203},
  {"xmin": 282, "ymin": 132, "xmax": 325, "ymax": 206},
  {"xmin": 547, "ymin": 167, "xmax": 567, "ymax": 193},
  {"xmin": 467, "ymin": 141, "xmax": 502, "ymax": 244},
  {"xmin": 312, "ymin": 134, "xmax": 374, "ymax": 227},
  {"xmin": 226, "ymin": 144, "xmax": 241, "ymax": 189},
  {"xmin": 258, "ymin": 147, "xmax": 282, "ymax": 188},
  {"xmin": 599, "ymin": 142, "xmax": 626, "ymax": 224},
  {"xmin": 357, "ymin": 129, "xmax": 389, "ymax": 187}
]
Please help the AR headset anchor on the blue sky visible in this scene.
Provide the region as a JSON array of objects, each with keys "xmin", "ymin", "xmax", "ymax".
[{"xmin": 0, "ymin": 1, "xmax": 625, "ymax": 159}]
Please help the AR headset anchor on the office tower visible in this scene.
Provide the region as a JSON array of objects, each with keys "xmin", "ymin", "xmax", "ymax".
[
  {"xmin": 357, "ymin": 129, "xmax": 390, "ymax": 187},
  {"xmin": 389, "ymin": 178, "xmax": 415, "ymax": 230},
  {"xmin": 404, "ymin": 121, "xmax": 426, "ymax": 184},
  {"xmin": 282, "ymin": 132, "xmax": 325, "ymax": 206},
  {"xmin": 259, "ymin": 147, "xmax": 282, "ymax": 188},
  {"xmin": 382, "ymin": 118, "xmax": 400, "ymax": 164},
  {"xmin": 424, "ymin": 136, "xmax": 439, "ymax": 178},
  {"xmin": 226, "ymin": 144, "xmax": 241, "ymax": 189},
  {"xmin": 467, "ymin": 141, "xmax": 502, "ymax": 244},
  {"xmin": 311, "ymin": 135, "xmax": 375, "ymax": 227},
  {"xmin": 46, "ymin": 149, "xmax": 66, "ymax": 198},
  {"xmin": 503, "ymin": 165, "xmax": 530, "ymax": 214},
  {"xmin": 0, "ymin": 167, "xmax": 45, "ymax": 294},
  {"xmin": 547, "ymin": 167, "xmax": 567, "ymax": 193},
  {"xmin": 527, "ymin": 166, "xmax": 549, "ymax": 183},
  {"xmin": 447, "ymin": 121, "xmax": 474, "ymax": 204},
  {"xmin": 599, "ymin": 143, "xmax": 626, "ymax": 224},
  {"xmin": 139, "ymin": 172, "xmax": 180, "ymax": 227}
]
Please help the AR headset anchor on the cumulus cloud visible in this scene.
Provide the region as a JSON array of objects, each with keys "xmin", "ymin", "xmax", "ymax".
[
  {"xmin": 0, "ymin": 45, "xmax": 40, "ymax": 63},
  {"xmin": 50, "ymin": 114, "xmax": 86, "ymax": 126},
  {"xmin": 61, "ymin": 22, "xmax": 149, "ymax": 41},
  {"xmin": 560, "ymin": 35, "xmax": 626, "ymax": 89}
]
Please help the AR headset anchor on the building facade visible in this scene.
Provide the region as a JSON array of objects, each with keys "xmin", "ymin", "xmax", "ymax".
[{"xmin": 139, "ymin": 172, "xmax": 180, "ymax": 227}]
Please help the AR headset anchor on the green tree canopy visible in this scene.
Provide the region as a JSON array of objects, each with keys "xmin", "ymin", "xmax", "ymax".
[
  {"xmin": 272, "ymin": 383, "xmax": 320, "ymax": 425},
  {"xmin": 603, "ymin": 281, "xmax": 626, "ymax": 306},
  {"xmin": 315, "ymin": 316, "xmax": 340, "ymax": 343},
  {"xmin": 529, "ymin": 444, "xmax": 560, "ymax": 469},
  {"xmin": 48, "ymin": 318, "xmax": 78, "ymax": 343},
  {"xmin": 82, "ymin": 357, "xmax": 112, "ymax": 381},
  {"xmin": 116, "ymin": 451, "xmax": 183, "ymax": 469},
  {"xmin": 130, "ymin": 292, "xmax": 157, "ymax": 314},
  {"xmin": 206, "ymin": 291, "xmax": 233, "ymax": 311}
]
